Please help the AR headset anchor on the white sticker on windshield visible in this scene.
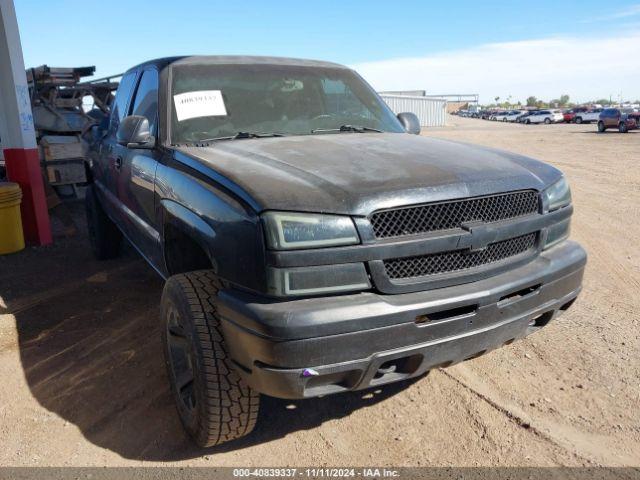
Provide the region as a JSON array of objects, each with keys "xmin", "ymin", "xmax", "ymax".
[{"xmin": 173, "ymin": 90, "xmax": 227, "ymax": 121}]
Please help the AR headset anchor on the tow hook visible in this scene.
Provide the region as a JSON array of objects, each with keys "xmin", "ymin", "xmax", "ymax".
[{"xmin": 377, "ymin": 364, "xmax": 397, "ymax": 376}]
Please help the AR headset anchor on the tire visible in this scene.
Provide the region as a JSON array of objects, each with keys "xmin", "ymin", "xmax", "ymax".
[
  {"xmin": 525, "ymin": 119, "xmax": 531, "ymax": 124},
  {"xmin": 502, "ymin": 117, "xmax": 507, "ymax": 122},
  {"xmin": 85, "ymin": 185, "xmax": 122, "ymax": 260},
  {"xmin": 619, "ymin": 123, "xmax": 628, "ymax": 133},
  {"xmin": 597, "ymin": 121, "xmax": 606, "ymax": 133},
  {"xmin": 544, "ymin": 118, "xmax": 551, "ymax": 124},
  {"xmin": 161, "ymin": 270, "xmax": 259, "ymax": 447},
  {"xmin": 575, "ymin": 116, "xmax": 583, "ymax": 124}
]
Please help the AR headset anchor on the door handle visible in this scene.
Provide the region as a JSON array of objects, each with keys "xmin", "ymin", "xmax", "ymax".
[{"xmin": 114, "ymin": 156, "xmax": 123, "ymax": 171}]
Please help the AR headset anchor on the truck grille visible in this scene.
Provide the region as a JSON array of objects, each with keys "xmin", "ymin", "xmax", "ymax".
[
  {"xmin": 370, "ymin": 190, "xmax": 539, "ymax": 239},
  {"xmin": 383, "ymin": 233, "xmax": 537, "ymax": 280}
]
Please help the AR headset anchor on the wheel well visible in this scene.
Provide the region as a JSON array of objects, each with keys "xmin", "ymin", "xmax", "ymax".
[{"xmin": 164, "ymin": 224, "xmax": 213, "ymax": 276}]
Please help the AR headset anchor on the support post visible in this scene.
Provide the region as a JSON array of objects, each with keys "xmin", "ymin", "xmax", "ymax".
[{"xmin": 0, "ymin": 0, "xmax": 51, "ymax": 245}]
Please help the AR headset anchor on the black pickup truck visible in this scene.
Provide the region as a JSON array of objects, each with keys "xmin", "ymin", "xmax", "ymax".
[{"xmin": 86, "ymin": 56, "xmax": 586, "ymax": 447}]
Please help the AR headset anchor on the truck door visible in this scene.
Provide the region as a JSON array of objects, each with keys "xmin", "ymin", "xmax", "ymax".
[
  {"xmin": 116, "ymin": 67, "xmax": 163, "ymax": 267},
  {"xmin": 95, "ymin": 70, "xmax": 138, "ymax": 221}
]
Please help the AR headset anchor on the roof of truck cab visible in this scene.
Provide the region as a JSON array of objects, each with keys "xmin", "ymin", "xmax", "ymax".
[{"xmin": 126, "ymin": 55, "xmax": 348, "ymax": 73}]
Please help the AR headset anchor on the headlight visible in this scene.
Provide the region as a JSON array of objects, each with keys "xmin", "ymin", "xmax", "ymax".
[
  {"xmin": 262, "ymin": 211, "xmax": 359, "ymax": 250},
  {"xmin": 543, "ymin": 177, "xmax": 572, "ymax": 212}
]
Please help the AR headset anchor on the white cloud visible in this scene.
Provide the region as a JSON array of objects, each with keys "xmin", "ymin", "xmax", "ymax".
[
  {"xmin": 352, "ymin": 33, "xmax": 640, "ymax": 104},
  {"xmin": 582, "ymin": 3, "xmax": 640, "ymax": 22}
]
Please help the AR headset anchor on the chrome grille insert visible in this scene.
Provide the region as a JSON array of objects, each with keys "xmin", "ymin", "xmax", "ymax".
[
  {"xmin": 370, "ymin": 191, "xmax": 539, "ymax": 239},
  {"xmin": 383, "ymin": 233, "xmax": 537, "ymax": 280}
]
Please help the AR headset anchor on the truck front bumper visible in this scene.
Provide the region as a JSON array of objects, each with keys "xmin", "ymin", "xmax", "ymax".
[{"xmin": 216, "ymin": 241, "xmax": 586, "ymax": 399}]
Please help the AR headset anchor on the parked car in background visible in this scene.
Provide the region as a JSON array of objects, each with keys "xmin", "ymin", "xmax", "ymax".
[
  {"xmin": 492, "ymin": 111, "xmax": 510, "ymax": 121},
  {"xmin": 563, "ymin": 107, "xmax": 588, "ymax": 123},
  {"xmin": 597, "ymin": 108, "xmax": 638, "ymax": 133},
  {"xmin": 516, "ymin": 110, "xmax": 537, "ymax": 123},
  {"xmin": 493, "ymin": 110, "xmax": 524, "ymax": 122},
  {"xmin": 563, "ymin": 109, "xmax": 576, "ymax": 123},
  {"xmin": 574, "ymin": 108, "xmax": 603, "ymax": 124},
  {"xmin": 505, "ymin": 110, "xmax": 526, "ymax": 122},
  {"xmin": 563, "ymin": 109, "xmax": 574, "ymax": 123},
  {"xmin": 524, "ymin": 109, "xmax": 564, "ymax": 124}
]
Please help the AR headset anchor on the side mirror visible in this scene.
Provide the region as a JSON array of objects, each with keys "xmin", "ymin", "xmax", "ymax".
[
  {"xmin": 116, "ymin": 115, "xmax": 155, "ymax": 149},
  {"xmin": 397, "ymin": 112, "xmax": 421, "ymax": 135}
]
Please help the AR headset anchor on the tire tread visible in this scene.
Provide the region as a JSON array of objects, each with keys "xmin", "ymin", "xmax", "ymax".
[{"xmin": 163, "ymin": 270, "xmax": 259, "ymax": 447}]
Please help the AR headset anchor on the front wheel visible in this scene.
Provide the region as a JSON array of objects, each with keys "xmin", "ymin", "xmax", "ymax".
[
  {"xmin": 525, "ymin": 119, "xmax": 531, "ymax": 124},
  {"xmin": 619, "ymin": 123, "xmax": 628, "ymax": 133},
  {"xmin": 575, "ymin": 117, "xmax": 583, "ymax": 124},
  {"xmin": 597, "ymin": 121, "xmax": 606, "ymax": 133},
  {"xmin": 544, "ymin": 118, "xmax": 551, "ymax": 124},
  {"xmin": 161, "ymin": 270, "xmax": 259, "ymax": 447}
]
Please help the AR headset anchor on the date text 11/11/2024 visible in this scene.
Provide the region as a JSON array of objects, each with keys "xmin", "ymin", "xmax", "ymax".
[{"xmin": 232, "ymin": 468, "xmax": 400, "ymax": 478}]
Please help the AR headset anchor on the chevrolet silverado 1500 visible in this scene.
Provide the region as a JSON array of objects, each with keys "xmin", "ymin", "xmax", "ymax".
[{"xmin": 86, "ymin": 56, "xmax": 586, "ymax": 447}]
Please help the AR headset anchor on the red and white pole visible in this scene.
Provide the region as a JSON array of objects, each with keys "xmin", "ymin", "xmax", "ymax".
[{"xmin": 0, "ymin": 0, "xmax": 51, "ymax": 245}]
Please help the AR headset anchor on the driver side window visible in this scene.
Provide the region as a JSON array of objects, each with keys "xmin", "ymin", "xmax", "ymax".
[
  {"xmin": 109, "ymin": 71, "xmax": 137, "ymax": 133},
  {"xmin": 130, "ymin": 69, "xmax": 159, "ymax": 136}
]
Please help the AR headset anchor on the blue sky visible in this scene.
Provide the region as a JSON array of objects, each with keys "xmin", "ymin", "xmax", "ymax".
[{"xmin": 14, "ymin": 0, "xmax": 640, "ymax": 103}]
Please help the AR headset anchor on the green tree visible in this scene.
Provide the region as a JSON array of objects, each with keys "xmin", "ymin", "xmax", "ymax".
[
  {"xmin": 526, "ymin": 96, "xmax": 538, "ymax": 107},
  {"xmin": 559, "ymin": 94, "xmax": 570, "ymax": 106}
]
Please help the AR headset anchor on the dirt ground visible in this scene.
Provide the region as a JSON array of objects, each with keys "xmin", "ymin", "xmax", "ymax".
[{"xmin": 0, "ymin": 116, "xmax": 638, "ymax": 467}]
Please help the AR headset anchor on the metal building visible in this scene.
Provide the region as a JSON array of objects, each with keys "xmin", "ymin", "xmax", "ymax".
[{"xmin": 379, "ymin": 94, "xmax": 447, "ymax": 127}]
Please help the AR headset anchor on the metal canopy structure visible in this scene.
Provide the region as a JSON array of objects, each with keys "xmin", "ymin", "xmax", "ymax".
[{"xmin": 26, "ymin": 64, "xmax": 117, "ymax": 188}]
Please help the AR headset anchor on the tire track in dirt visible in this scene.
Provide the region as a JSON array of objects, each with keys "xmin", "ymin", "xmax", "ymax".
[{"xmin": 441, "ymin": 365, "xmax": 640, "ymax": 465}]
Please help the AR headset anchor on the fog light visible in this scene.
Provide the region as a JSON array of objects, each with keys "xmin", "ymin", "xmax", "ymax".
[
  {"xmin": 544, "ymin": 218, "xmax": 570, "ymax": 249},
  {"xmin": 267, "ymin": 263, "xmax": 370, "ymax": 296}
]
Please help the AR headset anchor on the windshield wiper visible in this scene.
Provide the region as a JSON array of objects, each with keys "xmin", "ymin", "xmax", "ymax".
[
  {"xmin": 193, "ymin": 131, "xmax": 286, "ymax": 143},
  {"xmin": 311, "ymin": 125, "xmax": 383, "ymax": 134}
]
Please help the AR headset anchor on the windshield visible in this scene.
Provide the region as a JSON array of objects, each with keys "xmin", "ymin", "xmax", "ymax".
[{"xmin": 169, "ymin": 63, "xmax": 404, "ymax": 143}]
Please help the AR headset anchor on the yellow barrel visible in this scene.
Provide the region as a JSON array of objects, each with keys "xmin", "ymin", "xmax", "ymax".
[{"xmin": 0, "ymin": 182, "xmax": 25, "ymax": 254}]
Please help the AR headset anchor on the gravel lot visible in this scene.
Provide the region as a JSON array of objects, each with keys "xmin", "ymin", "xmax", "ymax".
[{"xmin": 0, "ymin": 116, "xmax": 638, "ymax": 467}]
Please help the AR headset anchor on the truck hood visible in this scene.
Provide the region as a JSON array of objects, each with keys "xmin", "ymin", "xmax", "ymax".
[{"xmin": 175, "ymin": 133, "xmax": 562, "ymax": 216}]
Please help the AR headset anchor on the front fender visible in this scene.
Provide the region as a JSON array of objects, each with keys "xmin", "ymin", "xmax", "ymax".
[{"xmin": 161, "ymin": 199, "xmax": 219, "ymax": 273}]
